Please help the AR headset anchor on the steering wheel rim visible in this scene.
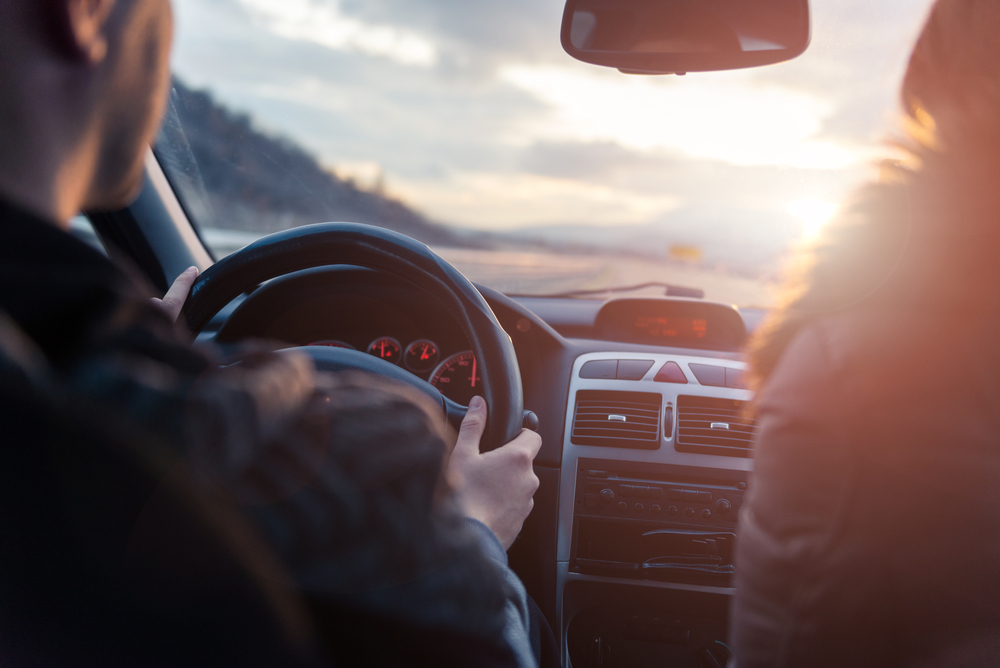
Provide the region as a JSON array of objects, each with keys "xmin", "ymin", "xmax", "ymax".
[{"xmin": 181, "ymin": 222, "xmax": 523, "ymax": 451}]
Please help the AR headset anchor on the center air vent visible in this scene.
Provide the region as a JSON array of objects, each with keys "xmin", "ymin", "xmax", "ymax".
[
  {"xmin": 571, "ymin": 390, "xmax": 661, "ymax": 450},
  {"xmin": 675, "ymin": 395, "xmax": 756, "ymax": 458}
]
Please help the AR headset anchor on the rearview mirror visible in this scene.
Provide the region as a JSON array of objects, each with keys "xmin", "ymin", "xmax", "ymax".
[{"xmin": 561, "ymin": 0, "xmax": 810, "ymax": 75}]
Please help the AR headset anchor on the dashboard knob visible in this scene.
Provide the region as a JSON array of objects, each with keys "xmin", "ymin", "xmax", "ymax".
[
  {"xmin": 618, "ymin": 501, "xmax": 628, "ymax": 511},
  {"xmin": 715, "ymin": 499, "xmax": 732, "ymax": 515},
  {"xmin": 600, "ymin": 489, "xmax": 614, "ymax": 504}
]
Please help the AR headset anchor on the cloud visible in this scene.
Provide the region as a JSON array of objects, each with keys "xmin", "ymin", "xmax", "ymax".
[
  {"xmin": 518, "ymin": 140, "xmax": 871, "ymax": 227},
  {"xmin": 500, "ymin": 64, "xmax": 875, "ymax": 170},
  {"xmin": 236, "ymin": 0, "xmax": 438, "ymax": 67}
]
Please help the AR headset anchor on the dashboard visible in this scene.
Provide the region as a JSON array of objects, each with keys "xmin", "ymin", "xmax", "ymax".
[{"xmin": 203, "ymin": 265, "xmax": 760, "ymax": 668}]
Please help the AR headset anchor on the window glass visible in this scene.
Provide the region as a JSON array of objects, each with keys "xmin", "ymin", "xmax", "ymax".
[{"xmin": 158, "ymin": 0, "xmax": 936, "ymax": 306}]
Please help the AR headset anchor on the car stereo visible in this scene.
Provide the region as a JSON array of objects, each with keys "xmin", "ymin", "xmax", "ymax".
[{"xmin": 570, "ymin": 458, "xmax": 748, "ymax": 588}]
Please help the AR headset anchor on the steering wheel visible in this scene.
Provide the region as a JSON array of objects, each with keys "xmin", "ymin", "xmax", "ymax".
[{"xmin": 181, "ymin": 223, "xmax": 524, "ymax": 451}]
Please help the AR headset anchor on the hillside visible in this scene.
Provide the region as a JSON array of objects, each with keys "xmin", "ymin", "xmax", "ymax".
[{"xmin": 155, "ymin": 79, "xmax": 468, "ymax": 247}]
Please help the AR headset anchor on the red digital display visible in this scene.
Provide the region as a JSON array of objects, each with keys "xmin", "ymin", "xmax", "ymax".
[{"xmin": 633, "ymin": 315, "xmax": 709, "ymax": 341}]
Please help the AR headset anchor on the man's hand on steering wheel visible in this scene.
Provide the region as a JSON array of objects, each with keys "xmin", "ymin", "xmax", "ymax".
[
  {"xmin": 152, "ymin": 266, "xmax": 198, "ymax": 322},
  {"xmin": 448, "ymin": 395, "xmax": 541, "ymax": 550}
]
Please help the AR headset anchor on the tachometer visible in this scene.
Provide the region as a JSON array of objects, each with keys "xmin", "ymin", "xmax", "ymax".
[
  {"xmin": 405, "ymin": 339, "xmax": 440, "ymax": 373},
  {"xmin": 429, "ymin": 351, "xmax": 481, "ymax": 406},
  {"xmin": 367, "ymin": 337, "xmax": 402, "ymax": 365}
]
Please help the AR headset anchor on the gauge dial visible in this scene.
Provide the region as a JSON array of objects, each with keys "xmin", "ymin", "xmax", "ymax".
[
  {"xmin": 405, "ymin": 339, "xmax": 440, "ymax": 373},
  {"xmin": 429, "ymin": 351, "xmax": 481, "ymax": 406},
  {"xmin": 308, "ymin": 340, "xmax": 355, "ymax": 349},
  {"xmin": 367, "ymin": 337, "xmax": 402, "ymax": 364}
]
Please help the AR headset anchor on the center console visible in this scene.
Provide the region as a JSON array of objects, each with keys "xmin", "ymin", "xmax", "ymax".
[{"xmin": 558, "ymin": 350, "xmax": 754, "ymax": 668}]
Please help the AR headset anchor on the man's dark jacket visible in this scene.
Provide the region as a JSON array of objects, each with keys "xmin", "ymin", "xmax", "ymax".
[{"xmin": 0, "ymin": 200, "xmax": 516, "ymax": 667}]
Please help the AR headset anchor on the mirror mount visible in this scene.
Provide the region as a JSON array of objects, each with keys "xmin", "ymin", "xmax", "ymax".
[{"xmin": 561, "ymin": 0, "xmax": 810, "ymax": 75}]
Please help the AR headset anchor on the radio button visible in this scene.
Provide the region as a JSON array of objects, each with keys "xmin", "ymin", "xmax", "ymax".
[
  {"xmin": 651, "ymin": 504, "xmax": 662, "ymax": 514},
  {"xmin": 580, "ymin": 360, "xmax": 617, "ymax": 379},
  {"xmin": 617, "ymin": 359, "xmax": 654, "ymax": 380},
  {"xmin": 698, "ymin": 491, "xmax": 712, "ymax": 503},
  {"xmin": 701, "ymin": 509, "xmax": 712, "ymax": 519},
  {"xmin": 716, "ymin": 499, "xmax": 732, "ymax": 514},
  {"xmin": 653, "ymin": 361, "xmax": 688, "ymax": 384},
  {"xmin": 667, "ymin": 506, "xmax": 678, "ymax": 516},
  {"xmin": 647, "ymin": 487, "xmax": 664, "ymax": 500},
  {"xmin": 690, "ymin": 364, "xmax": 726, "ymax": 387},
  {"xmin": 722, "ymin": 494, "xmax": 744, "ymax": 509},
  {"xmin": 684, "ymin": 507, "xmax": 695, "ymax": 517},
  {"xmin": 634, "ymin": 503, "xmax": 645, "ymax": 513}
]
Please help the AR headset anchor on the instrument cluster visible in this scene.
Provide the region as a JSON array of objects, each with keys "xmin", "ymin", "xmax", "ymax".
[{"xmin": 309, "ymin": 336, "xmax": 482, "ymax": 406}]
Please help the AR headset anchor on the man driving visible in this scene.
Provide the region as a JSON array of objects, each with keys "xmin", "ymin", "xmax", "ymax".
[{"xmin": 0, "ymin": 0, "xmax": 545, "ymax": 665}]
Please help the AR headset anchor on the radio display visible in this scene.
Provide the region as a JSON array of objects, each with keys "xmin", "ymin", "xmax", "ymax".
[{"xmin": 632, "ymin": 315, "xmax": 709, "ymax": 342}]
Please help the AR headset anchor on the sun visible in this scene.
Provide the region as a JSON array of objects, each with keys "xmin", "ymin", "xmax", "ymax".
[{"xmin": 787, "ymin": 199, "xmax": 838, "ymax": 241}]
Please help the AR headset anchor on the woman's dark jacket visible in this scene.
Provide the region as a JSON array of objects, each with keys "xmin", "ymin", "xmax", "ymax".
[{"xmin": 730, "ymin": 285, "xmax": 1000, "ymax": 666}]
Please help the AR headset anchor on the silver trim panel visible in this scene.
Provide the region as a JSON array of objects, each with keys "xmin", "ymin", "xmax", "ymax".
[{"xmin": 556, "ymin": 351, "xmax": 754, "ymax": 662}]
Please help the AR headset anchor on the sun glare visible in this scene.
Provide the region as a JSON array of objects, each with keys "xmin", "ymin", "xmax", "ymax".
[{"xmin": 787, "ymin": 198, "xmax": 838, "ymax": 240}]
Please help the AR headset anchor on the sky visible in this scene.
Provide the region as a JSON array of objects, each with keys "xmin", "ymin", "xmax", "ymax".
[{"xmin": 169, "ymin": 0, "xmax": 937, "ymax": 261}]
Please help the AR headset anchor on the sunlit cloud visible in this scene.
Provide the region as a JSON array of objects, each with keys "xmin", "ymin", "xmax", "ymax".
[
  {"xmin": 392, "ymin": 171, "xmax": 682, "ymax": 230},
  {"xmin": 500, "ymin": 65, "xmax": 870, "ymax": 170},
  {"xmin": 237, "ymin": 0, "xmax": 438, "ymax": 67}
]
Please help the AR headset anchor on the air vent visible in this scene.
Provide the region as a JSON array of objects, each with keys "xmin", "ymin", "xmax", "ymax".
[
  {"xmin": 571, "ymin": 390, "xmax": 661, "ymax": 450},
  {"xmin": 675, "ymin": 395, "xmax": 756, "ymax": 458}
]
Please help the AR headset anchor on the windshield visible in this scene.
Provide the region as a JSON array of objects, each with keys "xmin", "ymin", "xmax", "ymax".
[{"xmin": 157, "ymin": 0, "xmax": 936, "ymax": 307}]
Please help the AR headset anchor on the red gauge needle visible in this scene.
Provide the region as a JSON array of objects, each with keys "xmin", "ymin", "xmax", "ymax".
[
  {"xmin": 470, "ymin": 357, "xmax": 477, "ymax": 388},
  {"xmin": 421, "ymin": 346, "xmax": 430, "ymax": 360}
]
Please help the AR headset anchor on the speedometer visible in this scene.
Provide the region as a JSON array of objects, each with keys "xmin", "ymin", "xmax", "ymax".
[{"xmin": 429, "ymin": 351, "xmax": 481, "ymax": 406}]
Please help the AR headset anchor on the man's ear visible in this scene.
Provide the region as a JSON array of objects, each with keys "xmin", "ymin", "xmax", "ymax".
[{"xmin": 64, "ymin": 0, "xmax": 117, "ymax": 64}]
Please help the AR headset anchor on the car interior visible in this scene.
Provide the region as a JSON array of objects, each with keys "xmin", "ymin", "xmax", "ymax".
[{"xmin": 71, "ymin": 0, "xmax": 927, "ymax": 665}]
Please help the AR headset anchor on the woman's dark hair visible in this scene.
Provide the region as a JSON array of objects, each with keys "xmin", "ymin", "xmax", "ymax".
[{"xmin": 748, "ymin": 0, "xmax": 1000, "ymax": 388}]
